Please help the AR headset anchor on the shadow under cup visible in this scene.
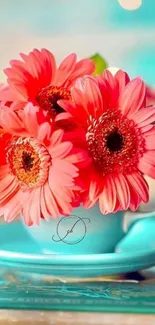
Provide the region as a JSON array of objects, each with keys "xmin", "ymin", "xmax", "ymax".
[{"xmin": 23, "ymin": 205, "xmax": 125, "ymax": 254}]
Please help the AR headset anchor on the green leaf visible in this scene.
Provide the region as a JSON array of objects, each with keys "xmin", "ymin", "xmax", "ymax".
[{"xmin": 89, "ymin": 53, "xmax": 108, "ymax": 76}]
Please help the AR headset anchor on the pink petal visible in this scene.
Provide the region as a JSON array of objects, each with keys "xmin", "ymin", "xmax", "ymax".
[
  {"xmin": 50, "ymin": 129, "xmax": 64, "ymax": 147},
  {"xmin": 84, "ymin": 77, "xmax": 103, "ymax": 117},
  {"xmin": 83, "ymin": 195, "xmax": 98, "ymax": 209},
  {"xmin": 115, "ymin": 70, "xmax": 130, "ymax": 92},
  {"xmin": 0, "ymin": 106, "xmax": 24, "ymax": 133},
  {"xmin": 144, "ymin": 126, "xmax": 155, "ymax": 137},
  {"xmin": 27, "ymin": 187, "xmax": 41, "ymax": 226},
  {"xmin": 10, "ymin": 101, "xmax": 26, "ymax": 111},
  {"xmin": 144, "ymin": 135, "xmax": 155, "ymax": 150},
  {"xmin": 23, "ymin": 103, "xmax": 39, "ymax": 136},
  {"xmin": 50, "ymin": 159, "xmax": 78, "ymax": 181},
  {"xmin": 0, "ymin": 84, "xmax": 23, "ymax": 101},
  {"xmin": 22, "ymin": 191, "xmax": 34, "ymax": 226},
  {"xmin": 57, "ymin": 99, "xmax": 87, "ymax": 126},
  {"xmin": 102, "ymin": 70, "xmax": 119, "ymax": 107},
  {"xmin": 43, "ymin": 182, "xmax": 60, "ymax": 217},
  {"xmin": 40, "ymin": 186, "xmax": 51, "ymax": 221},
  {"xmin": 21, "ymin": 48, "xmax": 56, "ymax": 86},
  {"xmin": 65, "ymin": 148, "xmax": 89, "ymax": 165},
  {"xmin": 4, "ymin": 48, "xmax": 56, "ymax": 101},
  {"xmin": 98, "ymin": 175, "xmax": 116, "ymax": 214},
  {"xmin": 54, "ymin": 53, "xmax": 76, "ymax": 87},
  {"xmin": 0, "ymin": 178, "xmax": 19, "ymax": 205},
  {"xmin": 37, "ymin": 122, "xmax": 51, "ymax": 143},
  {"xmin": 135, "ymin": 107, "xmax": 155, "ymax": 128},
  {"xmin": 113, "ymin": 174, "xmax": 130, "ymax": 210},
  {"xmin": 55, "ymin": 112, "xmax": 72, "ymax": 121},
  {"xmin": 0, "ymin": 165, "xmax": 9, "ymax": 180},
  {"xmin": 126, "ymin": 172, "xmax": 149, "ymax": 203},
  {"xmin": 66, "ymin": 58, "xmax": 95, "ymax": 87},
  {"xmin": 52, "ymin": 186, "xmax": 72, "ymax": 215},
  {"xmin": 2, "ymin": 190, "xmax": 22, "ymax": 222},
  {"xmin": 138, "ymin": 151, "xmax": 155, "ymax": 178},
  {"xmin": 89, "ymin": 179, "xmax": 102, "ymax": 202},
  {"xmin": 49, "ymin": 163, "xmax": 76, "ymax": 188},
  {"xmin": 138, "ymin": 159, "xmax": 155, "ymax": 179},
  {"xmin": 0, "ymin": 174, "xmax": 15, "ymax": 194},
  {"xmin": 129, "ymin": 189, "xmax": 140, "ymax": 212},
  {"xmin": 71, "ymin": 86, "xmax": 87, "ymax": 110},
  {"xmin": 141, "ymin": 125, "xmax": 154, "ymax": 134},
  {"xmin": 20, "ymin": 48, "xmax": 56, "ymax": 97},
  {"xmin": 118, "ymin": 78, "xmax": 146, "ymax": 117},
  {"xmin": 49, "ymin": 141, "xmax": 73, "ymax": 159}
]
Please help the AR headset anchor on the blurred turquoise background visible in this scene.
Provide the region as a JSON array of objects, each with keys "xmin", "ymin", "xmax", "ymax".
[{"xmin": 0, "ymin": 0, "xmax": 154, "ymax": 85}]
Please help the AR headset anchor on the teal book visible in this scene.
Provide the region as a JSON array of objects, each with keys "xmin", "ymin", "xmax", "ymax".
[{"xmin": 1, "ymin": 279, "xmax": 155, "ymax": 314}]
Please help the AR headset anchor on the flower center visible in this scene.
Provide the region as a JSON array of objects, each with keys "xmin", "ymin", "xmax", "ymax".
[
  {"xmin": 36, "ymin": 85, "xmax": 71, "ymax": 118},
  {"xmin": 7, "ymin": 138, "xmax": 51, "ymax": 189},
  {"xmin": 106, "ymin": 130, "xmax": 124, "ymax": 152},
  {"xmin": 86, "ymin": 109, "xmax": 145, "ymax": 175}
]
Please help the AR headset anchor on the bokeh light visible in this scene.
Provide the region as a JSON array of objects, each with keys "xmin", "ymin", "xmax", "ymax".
[{"xmin": 118, "ymin": 0, "xmax": 142, "ymax": 11}]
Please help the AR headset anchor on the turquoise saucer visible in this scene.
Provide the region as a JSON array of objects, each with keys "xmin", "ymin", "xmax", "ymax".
[{"xmin": 0, "ymin": 221, "xmax": 155, "ymax": 277}]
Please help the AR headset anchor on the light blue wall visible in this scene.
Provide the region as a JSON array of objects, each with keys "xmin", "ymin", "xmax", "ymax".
[{"xmin": 0, "ymin": 0, "xmax": 154, "ymax": 85}]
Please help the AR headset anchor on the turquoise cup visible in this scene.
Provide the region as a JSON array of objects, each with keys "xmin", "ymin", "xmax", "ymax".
[{"xmin": 23, "ymin": 205, "xmax": 125, "ymax": 254}]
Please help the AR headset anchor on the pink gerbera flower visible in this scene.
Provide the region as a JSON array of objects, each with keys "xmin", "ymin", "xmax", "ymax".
[
  {"xmin": 59, "ymin": 70, "xmax": 155, "ymax": 213},
  {"xmin": 0, "ymin": 49, "xmax": 94, "ymax": 121},
  {"xmin": 0, "ymin": 103, "xmax": 88, "ymax": 225}
]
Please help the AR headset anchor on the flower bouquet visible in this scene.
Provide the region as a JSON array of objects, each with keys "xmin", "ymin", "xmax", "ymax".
[{"xmin": 0, "ymin": 48, "xmax": 155, "ymax": 259}]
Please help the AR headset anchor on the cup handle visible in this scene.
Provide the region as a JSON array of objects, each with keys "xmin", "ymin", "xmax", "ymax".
[{"xmin": 123, "ymin": 210, "xmax": 155, "ymax": 233}]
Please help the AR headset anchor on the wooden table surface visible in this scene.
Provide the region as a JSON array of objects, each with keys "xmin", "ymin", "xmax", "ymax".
[{"xmin": 0, "ymin": 310, "xmax": 155, "ymax": 325}]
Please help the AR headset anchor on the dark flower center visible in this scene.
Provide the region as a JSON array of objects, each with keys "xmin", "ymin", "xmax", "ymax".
[
  {"xmin": 22, "ymin": 152, "xmax": 34, "ymax": 171},
  {"xmin": 36, "ymin": 85, "xmax": 71, "ymax": 118},
  {"xmin": 106, "ymin": 130, "xmax": 124, "ymax": 152}
]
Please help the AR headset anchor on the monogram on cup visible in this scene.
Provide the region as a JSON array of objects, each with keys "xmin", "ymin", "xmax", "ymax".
[{"xmin": 52, "ymin": 215, "xmax": 91, "ymax": 245}]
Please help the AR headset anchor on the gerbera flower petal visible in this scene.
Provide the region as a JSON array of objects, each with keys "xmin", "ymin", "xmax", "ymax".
[
  {"xmin": 37, "ymin": 122, "xmax": 51, "ymax": 143},
  {"xmin": 49, "ymin": 141, "xmax": 73, "ymax": 159},
  {"xmin": 23, "ymin": 103, "xmax": 40, "ymax": 136},
  {"xmin": 66, "ymin": 58, "xmax": 95, "ymax": 87},
  {"xmin": 0, "ymin": 174, "xmax": 15, "ymax": 194},
  {"xmin": 89, "ymin": 179, "xmax": 102, "ymax": 202},
  {"xmin": 40, "ymin": 186, "xmax": 51, "ymax": 221},
  {"xmin": 50, "ymin": 159, "xmax": 78, "ymax": 181},
  {"xmin": 98, "ymin": 70, "xmax": 119, "ymax": 108},
  {"xmin": 0, "ymin": 105, "xmax": 24, "ymax": 133},
  {"xmin": 0, "ymin": 166, "xmax": 9, "ymax": 179},
  {"xmin": 53, "ymin": 53, "xmax": 77, "ymax": 87},
  {"xmin": 126, "ymin": 172, "xmax": 149, "ymax": 203},
  {"xmin": 0, "ymin": 84, "xmax": 21, "ymax": 101},
  {"xmin": 21, "ymin": 48, "xmax": 56, "ymax": 87},
  {"xmin": 84, "ymin": 77, "xmax": 103, "ymax": 117},
  {"xmin": 55, "ymin": 112, "xmax": 72, "ymax": 122},
  {"xmin": 138, "ymin": 151, "xmax": 155, "ymax": 178},
  {"xmin": 113, "ymin": 174, "xmax": 130, "ymax": 210},
  {"xmin": 118, "ymin": 78, "xmax": 146, "ymax": 117},
  {"xmin": 0, "ymin": 178, "xmax": 19, "ymax": 205},
  {"xmin": 98, "ymin": 176, "xmax": 116, "ymax": 214},
  {"xmin": 24, "ymin": 187, "xmax": 41, "ymax": 226},
  {"xmin": 49, "ymin": 129, "xmax": 64, "ymax": 146},
  {"xmin": 43, "ymin": 182, "xmax": 60, "ymax": 217},
  {"xmin": 144, "ymin": 127, "xmax": 155, "ymax": 150},
  {"xmin": 115, "ymin": 70, "xmax": 130, "ymax": 92},
  {"xmin": 132, "ymin": 107, "xmax": 155, "ymax": 126}
]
